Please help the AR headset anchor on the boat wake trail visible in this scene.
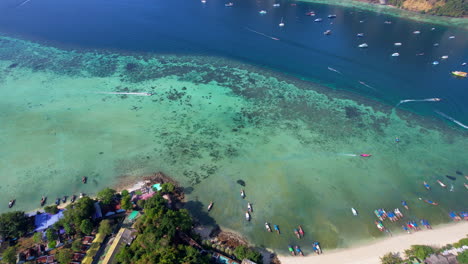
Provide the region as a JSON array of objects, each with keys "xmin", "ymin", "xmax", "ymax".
[
  {"xmin": 358, "ymin": 81, "xmax": 377, "ymax": 91},
  {"xmin": 338, "ymin": 153, "xmax": 358, "ymax": 157},
  {"xmin": 17, "ymin": 0, "xmax": 32, "ymax": 7},
  {"xmin": 327, "ymin": 67, "xmax": 342, "ymax": 74},
  {"xmin": 434, "ymin": 110, "xmax": 468, "ymax": 129},
  {"xmin": 94, "ymin": 92, "xmax": 153, "ymax": 96},
  {"xmin": 396, "ymin": 98, "xmax": 441, "ymax": 107},
  {"xmin": 245, "ymin": 27, "xmax": 280, "ymax": 41}
]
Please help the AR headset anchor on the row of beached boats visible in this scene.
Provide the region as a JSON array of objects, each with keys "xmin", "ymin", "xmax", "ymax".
[{"xmin": 7, "ymin": 177, "xmax": 88, "ymax": 209}]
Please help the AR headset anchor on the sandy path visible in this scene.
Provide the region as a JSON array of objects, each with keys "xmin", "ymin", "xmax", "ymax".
[{"xmin": 278, "ymin": 222, "xmax": 468, "ymax": 264}]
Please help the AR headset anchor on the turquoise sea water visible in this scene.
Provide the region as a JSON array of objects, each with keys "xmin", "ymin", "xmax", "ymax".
[{"xmin": 0, "ymin": 0, "xmax": 467, "ymax": 254}]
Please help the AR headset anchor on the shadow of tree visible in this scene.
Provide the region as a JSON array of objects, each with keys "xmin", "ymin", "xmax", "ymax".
[{"xmin": 184, "ymin": 200, "xmax": 217, "ymax": 226}]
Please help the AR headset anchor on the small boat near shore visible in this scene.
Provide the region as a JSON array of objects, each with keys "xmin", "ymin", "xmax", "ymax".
[
  {"xmin": 273, "ymin": 3, "xmax": 280, "ymax": 7},
  {"xmin": 358, "ymin": 43, "xmax": 368, "ymax": 48},
  {"xmin": 40, "ymin": 196, "xmax": 47, "ymax": 207},
  {"xmin": 274, "ymin": 224, "xmax": 280, "ymax": 234},
  {"xmin": 394, "ymin": 42, "xmax": 402, "ymax": 46},
  {"xmin": 351, "ymin": 207, "xmax": 358, "ymax": 216},
  {"xmin": 433, "ymin": 61, "xmax": 439, "ymax": 65},
  {"xmin": 441, "ymin": 55, "xmax": 448, "ymax": 60},
  {"xmin": 464, "ymin": 183, "xmax": 468, "ymax": 189},
  {"xmin": 247, "ymin": 202, "xmax": 253, "ymax": 212},
  {"xmin": 391, "ymin": 53, "xmax": 400, "ymax": 57},
  {"xmin": 413, "ymin": 30, "xmax": 421, "ymax": 34},
  {"xmin": 241, "ymin": 189, "xmax": 245, "ymax": 199},
  {"xmin": 279, "ymin": 17, "xmax": 284, "ymax": 27},
  {"xmin": 288, "ymin": 245, "xmax": 295, "ymax": 256},
  {"xmin": 259, "ymin": 10, "xmax": 267, "ymax": 15},
  {"xmin": 314, "ymin": 18, "xmax": 322, "ymax": 22},
  {"xmin": 265, "ymin": 222, "xmax": 272, "ymax": 232},
  {"xmin": 423, "ymin": 181, "xmax": 431, "ymax": 190},
  {"xmin": 327, "ymin": 14, "xmax": 336, "ymax": 18},
  {"xmin": 207, "ymin": 201, "xmax": 213, "ymax": 211},
  {"xmin": 62, "ymin": 196, "xmax": 67, "ymax": 203},
  {"xmin": 446, "ymin": 175, "xmax": 456, "ymax": 181},
  {"xmin": 70, "ymin": 195, "xmax": 76, "ymax": 203},
  {"xmin": 295, "ymin": 246, "xmax": 304, "ymax": 256},
  {"xmin": 82, "ymin": 176, "xmax": 87, "ymax": 184},
  {"xmin": 419, "ymin": 197, "xmax": 438, "ymax": 205},
  {"xmin": 437, "ymin": 180, "xmax": 447, "ymax": 188},
  {"xmin": 313, "ymin": 242, "xmax": 322, "ymax": 254},
  {"xmin": 357, "ymin": 33, "xmax": 364, "ymax": 37},
  {"xmin": 245, "ymin": 211, "xmax": 250, "ymax": 221},
  {"xmin": 8, "ymin": 199, "xmax": 15, "ymax": 208},
  {"xmin": 294, "ymin": 228, "xmax": 301, "ymax": 239},
  {"xmin": 305, "ymin": 11, "xmax": 315, "ymax": 16},
  {"xmin": 324, "ymin": 30, "xmax": 331, "ymax": 35},
  {"xmin": 298, "ymin": 225, "xmax": 304, "ymax": 237},
  {"xmin": 55, "ymin": 198, "xmax": 60, "ymax": 206},
  {"xmin": 225, "ymin": 2, "xmax": 233, "ymax": 7}
]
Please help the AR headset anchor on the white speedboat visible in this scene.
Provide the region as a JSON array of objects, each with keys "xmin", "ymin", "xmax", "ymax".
[
  {"xmin": 259, "ymin": 10, "xmax": 267, "ymax": 14},
  {"xmin": 391, "ymin": 53, "xmax": 400, "ymax": 57},
  {"xmin": 351, "ymin": 208, "xmax": 358, "ymax": 216},
  {"xmin": 328, "ymin": 14, "xmax": 337, "ymax": 18},
  {"xmin": 273, "ymin": 3, "xmax": 280, "ymax": 7},
  {"xmin": 279, "ymin": 17, "xmax": 284, "ymax": 27},
  {"xmin": 433, "ymin": 43, "xmax": 439, "ymax": 47},
  {"xmin": 247, "ymin": 202, "xmax": 253, "ymax": 212},
  {"xmin": 394, "ymin": 42, "xmax": 402, "ymax": 46},
  {"xmin": 358, "ymin": 43, "xmax": 368, "ymax": 48},
  {"xmin": 449, "ymin": 36, "xmax": 455, "ymax": 39},
  {"xmin": 357, "ymin": 33, "xmax": 364, "ymax": 37},
  {"xmin": 432, "ymin": 61, "xmax": 439, "ymax": 65},
  {"xmin": 245, "ymin": 211, "xmax": 250, "ymax": 221},
  {"xmin": 324, "ymin": 30, "xmax": 331, "ymax": 35},
  {"xmin": 413, "ymin": 30, "xmax": 421, "ymax": 34},
  {"xmin": 441, "ymin": 55, "xmax": 448, "ymax": 59},
  {"xmin": 314, "ymin": 18, "xmax": 322, "ymax": 22},
  {"xmin": 225, "ymin": 2, "xmax": 233, "ymax": 7}
]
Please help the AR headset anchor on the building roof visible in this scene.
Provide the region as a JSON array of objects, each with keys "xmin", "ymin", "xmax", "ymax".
[
  {"xmin": 34, "ymin": 211, "xmax": 64, "ymax": 232},
  {"xmin": 425, "ymin": 254, "xmax": 458, "ymax": 264},
  {"xmin": 81, "ymin": 233, "xmax": 106, "ymax": 264}
]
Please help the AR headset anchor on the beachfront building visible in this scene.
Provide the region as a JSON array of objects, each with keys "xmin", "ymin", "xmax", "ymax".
[
  {"xmin": 81, "ymin": 232, "xmax": 106, "ymax": 264},
  {"xmin": 212, "ymin": 252, "xmax": 241, "ymax": 264}
]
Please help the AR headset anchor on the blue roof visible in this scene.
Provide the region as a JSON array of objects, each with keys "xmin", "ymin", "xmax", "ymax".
[{"xmin": 34, "ymin": 210, "xmax": 64, "ymax": 231}]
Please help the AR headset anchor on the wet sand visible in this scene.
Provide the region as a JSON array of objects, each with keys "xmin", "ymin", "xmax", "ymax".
[{"xmin": 278, "ymin": 221, "xmax": 468, "ymax": 264}]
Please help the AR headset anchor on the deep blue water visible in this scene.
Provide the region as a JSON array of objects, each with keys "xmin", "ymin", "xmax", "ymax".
[{"xmin": 0, "ymin": 0, "xmax": 467, "ymax": 124}]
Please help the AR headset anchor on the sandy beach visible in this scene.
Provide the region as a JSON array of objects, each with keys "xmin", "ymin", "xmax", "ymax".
[{"xmin": 278, "ymin": 222, "xmax": 468, "ymax": 264}]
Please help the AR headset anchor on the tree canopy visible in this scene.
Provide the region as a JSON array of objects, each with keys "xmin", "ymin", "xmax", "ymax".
[
  {"xmin": 56, "ymin": 248, "xmax": 73, "ymax": 264},
  {"xmin": 63, "ymin": 196, "xmax": 94, "ymax": 232},
  {"xmin": 97, "ymin": 188, "xmax": 116, "ymax": 205},
  {"xmin": 0, "ymin": 211, "xmax": 34, "ymax": 239},
  {"xmin": 98, "ymin": 219, "xmax": 112, "ymax": 236},
  {"xmin": 380, "ymin": 252, "xmax": 403, "ymax": 264},
  {"xmin": 404, "ymin": 245, "xmax": 435, "ymax": 260},
  {"xmin": 233, "ymin": 245, "xmax": 263, "ymax": 263},
  {"xmin": 457, "ymin": 249, "xmax": 468, "ymax": 264},
  {"xmin": 80, "ymin": 219, "xmax": 93, "ymax": 235},
  {"xmin": 1, "ymin": 246, "xmax": 17, "ymax": 264},
  {"xmin": 115, "ymin": 194, "xmax": 208, "ymax": 264}
]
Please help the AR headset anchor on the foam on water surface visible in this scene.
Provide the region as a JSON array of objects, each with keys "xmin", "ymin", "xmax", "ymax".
[{"xmin": 0, "ymin": 36, "xmax": 466, "ymax": 252}]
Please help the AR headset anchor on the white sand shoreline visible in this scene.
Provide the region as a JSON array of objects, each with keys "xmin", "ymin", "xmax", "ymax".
[{"xmin": 278, "ymin": 222, "xmax": 468, "ymax": 264}]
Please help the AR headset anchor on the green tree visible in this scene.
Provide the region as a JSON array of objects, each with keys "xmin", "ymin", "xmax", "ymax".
[
  {"xmin": 63, "ymin": 196, "xmax": 94, "ymax": 231},
  {"xmin": 44, "ymin": 205, "xmax": 59, "ymax": 214},
  {"xmin": 33, "ymin": 232, "xmax": 43, "ymax": 243},
  {"xmin": 97, "ymin": 188, "xmax": 116, "ymax": 205},
  {"xmin": 380, "ymin": 252, "xmax": 403, "ymax": 264},
  {"xmin": 1, "ymin": 246, "xmax": 17, "ymax": 264},
  {"xmin": 457, "ymin": 250, "xmax": 468, "ymax": 264},
  {"xmin": 98, "ymin": 219, "xmax": 112, "ymax": 236},
  {"xmin": 454, "ymin": 237, "xmax": 468, "ymax": 248},
  {"xmin": 0, "ymin": 211, "xmax": 34, "ymax": 239},
  {"xmin": 46, "ymin": 228, "xmax": 58, "ymax": 241},
  {"xmin": 48, "ymin": 240, "xmax": 56, "ymax": 249},
  {"xmin": 115, "ymin": 246, "xmax": 132, "ymax": 264},
  {"xmin": 161, "ymin": 183, "xmax": 175, "ymax": 193},
  {"xmin": 405, "ymin": 245, "xmax": 435, "ymax": 260},
  {"xmin": 233, "ymin": 245, "xmax": 263, "ymax": 263},
  {"xmin": 56, "ymin": 248, "xmax": 73, "ymax": 264},
  {"xmin": 71, "ymin": 239, "xmax": 82, "ymax": 251},
  {"xmin": 121, "ymin": 194, "xmax": 133, "ymax": 211},
  {"xmin": 121, "ymin": 190, "xmax": 129, "ymax": 197},
  {"xmin": 80, "ymin": 219, "xmax": 93, "ymax": 235}
]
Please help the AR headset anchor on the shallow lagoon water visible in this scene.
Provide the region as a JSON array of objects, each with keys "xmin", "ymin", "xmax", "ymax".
[{"xmin": 0, "ymin": 0, "xmax": 467, "ymax": 254}]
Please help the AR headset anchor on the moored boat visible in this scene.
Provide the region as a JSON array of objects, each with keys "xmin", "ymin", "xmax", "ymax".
[
  {"xmin": 327, "ymin": 14, "xmax": 336, "ymax": 18},
  {"xmin": 356, "ymin": 33, "xmax": 364, "ymax": 37},
  {"xmin": 40, "ymin": 196, "xmax": 47, "ymax": 206},
  {"xmin": 323, "ymin": 30, "xmax": 331, "ymax": 35},
  {"xmin": 245, "ymin": 211, "xmax": 250, "ymax": 221},
  {"xmin": 82, "ymin": 176, "xmax": 87, "ymax": 184},
  {"xmin": 55, "ymin": 198, "xmax": 60, "ymax": 205},
  {"xmin": 273, "ymin": 3, "xmax": 280, "ymax": 7},
  {"xmin": 241, "ymin": 189, "xmax": 245, "ymax": 199},
  {"xmin": 358, "ymin": 43, "xmax": 368, "ymax": 48},
  {"xmin": 8, "ymin": 199, "xmax": 15, "ymax": 208},
  {"xmin": 62, "ymin": 196, "xmax": 67, "ymax": 203},
  {"xmin": 433, "ymin": 61, "xmax": 439, "ymax": 65},
  {"xmin": 375, "ymin": 220, "xmax": 386, "ymax": 231},
  {"xmin": 314, "ymin": 18, "xmax": 322, "ymax": 22},
  {"xmin": 295, "ymin": 246, "xmax": 304, "ymax": 256},
  {"xmin": 313, "ymin": 241, "xmax": 322, "ymax": 254},
  {"xmin": 259, "ymin": 10, "xmax": 267, "ymax": 14},
  {"xmin": 305, "ymin": 11, "xmax": 315, "ymax": 16},
  {"xmin": 265, "ymin": 222, "xmax": 272, "ymax": 232},
  {"xmin": 413, "ymin": 30, "xmax": 420, "ymax": 34},
  {"xmin": 274, "ymin": 224, "xmax": 280, "ymax": 234},
  {"xmin": 437, "ymin": 180, "xmax": 446, "ymax": 188},
  {"xmin": 441, "ymin": 55, "xmax": 449, "ymax": 59},
  {"xmin": 225, "ymin": 2, "xmax": 233, "ymax": 7},
  {"xmin": 351, "ymin": 207, "xmax": 358, "ymax": 216},
  {"xmin": 423, "ymin": 181, "xmax": 431, "ymax": 190},
  {"xmin": 247, "ymin": 202, "xmax": 252, "ymax": 212},
  {"xmin": 207, "ymin": 201, "xmax": 213, "ymax": 211},
  {"xmin": 464, "ymin": 183, "xmax": 468, "ymax": 190},
  {"xmin": 452, "ymin": 71, "xmax": 467, "ymax": 78},
  {"xmin": 294, "ymin": 228, "xmax": 300, "ymax": 239},
  {"xmin": 391, "ymin": 53, "xmax": 400, "ymax": 57},
  {"xmin": 279, "ymin": 17, "xmax": 284, "ymax": 27},
  {"xmin": 449, "ymin": 36, "xmax": 455, "ymax": 39},
  {"xmin": 70, "ymin": 195, "xmax": 76, "ymax": 203},
  {"xmin": 394, "ymin": 42, "xmax": 402, "ymax": 46},
  {"xmin": 298, "ymin": 225, "xmax": 304, "ymax": 237},
  {"xmin": 288, "ymin": 245, "xmax": 295, "ymax": 256}
]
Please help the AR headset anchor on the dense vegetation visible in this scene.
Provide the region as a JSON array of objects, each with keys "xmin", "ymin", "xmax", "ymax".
[
  {"xmin": 0, "ymin": 211, "xmax": 34, "ymax": 239},
  {"xmin": 385, "ymin": 0, "xmax": 468, "ymax": 17},
  {"xmin": 115, "ymin": 194, "xmax": 210, "ymax": 264}
]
